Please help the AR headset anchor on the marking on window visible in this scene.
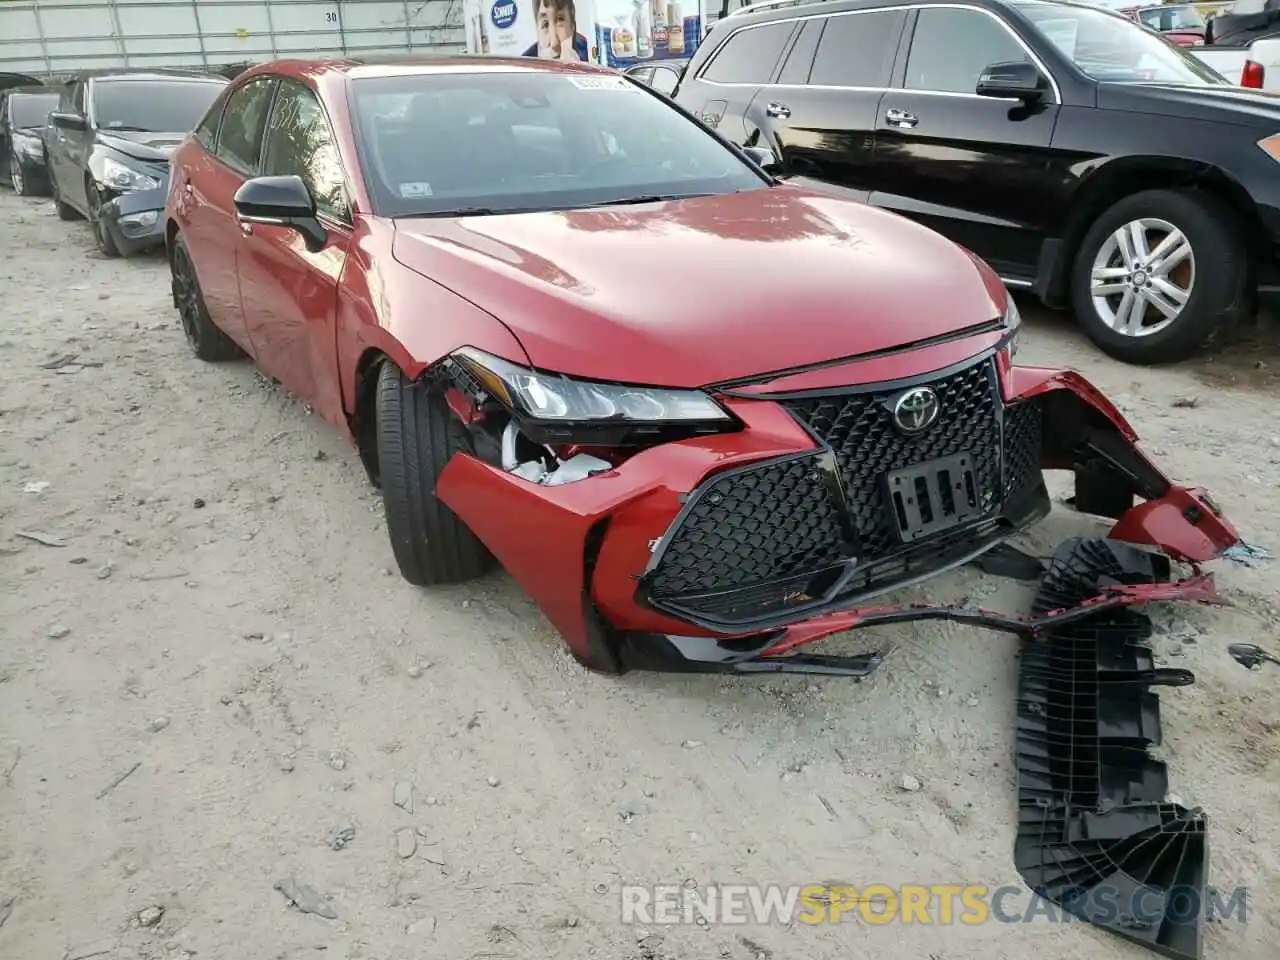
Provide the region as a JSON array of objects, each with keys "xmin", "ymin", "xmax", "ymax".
[
  {"xmin": 567, "ymin": 76, "xmax": 635, "ymax": 91},
  {"xmin": 399, "ymin": 182, "xmax": 433, "ymax": 198}
]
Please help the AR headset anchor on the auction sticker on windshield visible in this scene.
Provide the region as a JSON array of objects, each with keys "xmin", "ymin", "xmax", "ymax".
[{"xmin": 568, "ymin": 75, "xmax": 636, "ymax": 91}]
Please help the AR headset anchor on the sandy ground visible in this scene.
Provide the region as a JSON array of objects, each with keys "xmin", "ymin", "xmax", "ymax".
[{"xmin": 1, "ymin": 187, "xmax": 1278, "ymax": 960}]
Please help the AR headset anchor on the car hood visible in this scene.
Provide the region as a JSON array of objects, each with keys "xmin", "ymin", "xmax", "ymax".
[
  {"xmin": 98, "ymin": 130, "xmax": 186, "ymax": 161},
  {"xmin": 390, "ymin": 187, "xmax": 1005, "ymax": 388},
  {"xmin": 1099, "ymin": 81, "xmax": 1280, "ymax": 126}
]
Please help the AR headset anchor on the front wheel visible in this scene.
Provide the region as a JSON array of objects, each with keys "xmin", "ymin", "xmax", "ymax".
[
  {"xmin": 87, "ymin": 184, "xmax": 121, "ymax": 257},
  {"xmin": 376, "ymin": 362, "xmax": 494, "ymax": 586},
  {"xmin": 9, "ymin": 152, "xmax": 30, "ymax": 196},
  {"xmin": 50, "ymin": 171, "xmax": 80, "ymax": 221},
  {"xmin": 1069, "ymin": 189, "xmax": 1249, "ymax": 365}
]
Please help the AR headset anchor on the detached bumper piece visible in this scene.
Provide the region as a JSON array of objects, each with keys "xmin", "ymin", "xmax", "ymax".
[{"xmin": 1015, "ymin": 538, "xmax": 1208, "ymax": 960}]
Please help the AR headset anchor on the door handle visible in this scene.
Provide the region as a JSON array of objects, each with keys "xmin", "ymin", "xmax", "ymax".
[
  {"xmin": 765, "ymin": 102, "xmax": 791, "ymax": 119},
  {"xmin": 884, "ymin": 108, "xmax": 918, "ymax": 129}
]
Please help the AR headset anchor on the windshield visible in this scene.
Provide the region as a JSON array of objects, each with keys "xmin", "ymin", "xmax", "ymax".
[
  {"xmin": 1137, "ymin": 5, "xmax": 1204, "ymax": 30},
  {"xmin": 1013, "ymin": 1, "xmax": 1224, "ymax": 84},
  {"xmin": 92, "ymin": 79, "xmax": 226, "ymax": 133},
  {"xmin": 11, "ymin": 92, "xmax": 58, "ymax": 128},
  {"xmin": 350, "ymin": 71, "xmax": 767, "ymax": 217}
]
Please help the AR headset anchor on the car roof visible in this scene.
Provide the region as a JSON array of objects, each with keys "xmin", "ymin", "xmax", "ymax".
[
  {"xmin": 718, "ymin": 0, "xmax": 1110, "ymax": 26},
  {"xmin": 76, "ymin": 69, "xmax": 227, "ymax": 84},
  {"xmin": 236, "ymin": 55, "xmax": 618, "ymax": 84}
]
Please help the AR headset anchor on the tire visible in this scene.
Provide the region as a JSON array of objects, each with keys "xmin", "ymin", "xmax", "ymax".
[
  {"xmin": 376, "ymin": 362, "xmax": 494, "ymax": 586},
  {"xmin": 87, "ymin": 183, "xmax": 121, "ymax": 257},
  {"xmin": 9, "ymin": 152, "xmax": 30, "ymax": 196},
  {"xmin": 1069, "ymin": 189, "xmax": 1249, "ymax": 365},
  {"xmin": 50, "ymin": 172, "xmax": 80, "ymax": 221},
  {"xmin": 170, "ymin": 233, "xmax": 244, "ymax": 362}
]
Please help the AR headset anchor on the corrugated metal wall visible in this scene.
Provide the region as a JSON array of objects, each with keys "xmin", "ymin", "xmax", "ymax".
[{"xmin": 0, "ymin": 0, "xmax": 466, "ymax": 75}]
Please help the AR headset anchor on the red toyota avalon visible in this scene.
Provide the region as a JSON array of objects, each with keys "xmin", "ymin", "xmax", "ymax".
[{"xmin": 163, "ymin": 56, "xmax": 1239, "ymax": 677}]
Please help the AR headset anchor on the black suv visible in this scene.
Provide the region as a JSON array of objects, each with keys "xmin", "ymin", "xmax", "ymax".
[
  {"xmin": 45, "ymin": 70, "xmax": 226, "ymax": 257},
  {"xmin": 675, "ymin": 0, "xmax": 1280, "ymax": 364}
]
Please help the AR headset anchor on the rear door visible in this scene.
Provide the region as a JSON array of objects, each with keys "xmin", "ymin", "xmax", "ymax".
[
  {"xmin": 177, "ymin": 76, "xmax": 277, "ymax": 353},
  {"xmin": 673, "ymin": 18, "xmax": 798, "ymax": 145},
  {"xmin": 746, "ymin": 9, "xmax": 907, "ymax": 198},
  {"xmin": 235, "ymin": 78, "xmax": 352, "ymax": 429},
  {"xmin": 868, "ymin": 5, "xmax": 1060, "ymax": 281}
]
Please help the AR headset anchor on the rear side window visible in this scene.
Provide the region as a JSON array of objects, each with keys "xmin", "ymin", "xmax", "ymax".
[
  {"xmin": 777, "ymin": 19, "xmax": 823, "ymax": 85},
  {"xmin": 215, "ymin": 77, "xmax": 276, "ymax": 173},
  {"xmin": 194, "ymin": 89, "xmax": 227, "ymax": 150},
  {"xmin": 701, "ymin": 22, "xmax": 796, "ymax": 84},
  {"xmin": 810, "ymin": 11, "xmax": 906, "ymax": 87},
  {"xmin": 905, "ymin": 8, "xmax": 1029, "ymax": 94}
]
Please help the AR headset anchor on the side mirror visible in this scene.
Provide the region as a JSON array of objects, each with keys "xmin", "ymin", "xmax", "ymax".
[
  {"xmin": 975, "ymin": 60, "xmax": 1047, "ymax": 103},
  {"xmin": 233, "ymin": 174, "xmax": 326, "ymax": 252},
  {"xmin": 742, "ymin": 144, "xmax": 782, "ymax": 175},
  {"xmin": 50, "ymin": 111, "xmax": 87, "ymax": 131}
]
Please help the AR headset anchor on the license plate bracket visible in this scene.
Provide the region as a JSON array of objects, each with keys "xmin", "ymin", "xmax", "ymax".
[{"xmin": 884, "ymin": 452, "xmax": 981, "ymax": 543}]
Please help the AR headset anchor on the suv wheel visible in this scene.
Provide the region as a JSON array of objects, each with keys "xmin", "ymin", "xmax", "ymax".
[{"xmin": 1069, "ymin": 189, "xmax": 1248, "ymax": 364}]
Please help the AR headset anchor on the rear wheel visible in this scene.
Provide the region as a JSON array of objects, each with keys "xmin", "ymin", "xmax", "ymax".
[
  {"xmin": 1069, "ymin": 189, "xmax": 1248, "ymax": 364},
  {"xmin": 376, "ymin": 362, "xmax": 494, "ymax": 586},
  {"xmin": 170, "ymin": 233, "xmax": 243, "ymax": 362}
]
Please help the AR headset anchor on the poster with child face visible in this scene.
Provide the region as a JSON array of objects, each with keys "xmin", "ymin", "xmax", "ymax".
[{"xmin": 464, "ymin": 0, "xmax": 598, "ymax": 61}]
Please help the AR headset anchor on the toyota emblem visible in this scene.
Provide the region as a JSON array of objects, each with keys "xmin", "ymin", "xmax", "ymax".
[{"xmin": 892, "ymin": 387, "xmax": 941, "ymax": 434}]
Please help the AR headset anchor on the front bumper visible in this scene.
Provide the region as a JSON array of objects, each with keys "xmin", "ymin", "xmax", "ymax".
[
  {"xmin": 99, "ymin": 184, "xmax": 168, "ymax": 255},
  {"xmin": 437, "ymin": 350, "xmax": 1240, "ymax": 675}
]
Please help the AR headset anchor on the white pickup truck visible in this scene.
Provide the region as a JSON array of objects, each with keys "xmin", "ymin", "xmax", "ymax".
[{"xmin": 1192, "ymin": 36, "xmax": 1280, "ymax": 89}]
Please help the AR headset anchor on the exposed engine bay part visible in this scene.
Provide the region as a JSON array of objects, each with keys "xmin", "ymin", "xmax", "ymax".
[
  {"xmin": 1015, "ymin": 538, "xmax": 1209, "ymax": 960},
  {"xmin": 498, "ymin": 421, "xmax": 613, "ymax": 486}
]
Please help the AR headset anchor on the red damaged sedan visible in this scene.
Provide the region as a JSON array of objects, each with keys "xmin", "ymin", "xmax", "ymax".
[{"xmin": 163, "ymin": 56, "xmax": 1240, "ymax": 677}]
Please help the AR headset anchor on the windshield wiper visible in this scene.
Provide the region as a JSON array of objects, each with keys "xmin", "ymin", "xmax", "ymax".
[
  {"xmin": 583, "ymin": 193, "xmax": 709, "ymax": 207},
  {"xmin": 102, "ymin": 124, "xmax": 153, "ymax": 133}
]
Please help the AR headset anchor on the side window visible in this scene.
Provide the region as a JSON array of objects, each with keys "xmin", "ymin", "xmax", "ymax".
[
  {"xmin": 777, "ymin": 18, "xmax": 823, "ymax": 85},
  {"xmin": 810, "ymin": 11, "xmax": 906, "ymax": 87},
  {"xmin": 701, "ymin": 22, "xmax": 796, "ymax": 84},
  {"xmin": 262, "ymin": 81, "xmax": 349, "ymax": 222},
  {"xmin": 193, "ymin": 90, "xmax": 227, "ymax": 151},
  {"xmin": 904, "ymin": 8, "xmax": 1030, "ymax": 95},
  {"xmin": 215, "ymin": 78, "xmax": 276, "ymax": 174}
]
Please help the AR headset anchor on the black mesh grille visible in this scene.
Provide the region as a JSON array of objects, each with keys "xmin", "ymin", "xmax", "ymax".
[
  {"xmin": 785, "ymin": 359, "xmax": 1001, "ymax": 558},
  {"xmin": 645, "ymin": 358, "xmax": 1045, "ymax": 625},
  {"xmin": 647, "ymin": 455, "xmax": 849, "ymax": 601}
]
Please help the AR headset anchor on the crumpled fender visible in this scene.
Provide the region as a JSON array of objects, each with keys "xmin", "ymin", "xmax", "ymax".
[{"xmin": 1005, "ymin": 363, "xmax": 1240, "ymax": 564}]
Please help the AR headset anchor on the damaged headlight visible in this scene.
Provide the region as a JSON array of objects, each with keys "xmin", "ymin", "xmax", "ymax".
[
  {"xmin": 452, "ymin": 348, "xmax": 731, "ymax": 424},
  {"xmin": 100, "ymin": 157, "xmax": 159, "ymax": 192},
  {"xmin": 13, "ymin": 134, "xmax": 43, "ymax": 159}
]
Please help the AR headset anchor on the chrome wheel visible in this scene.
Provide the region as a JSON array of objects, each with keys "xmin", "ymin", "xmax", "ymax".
[
  {"xmin": 1089, "ymin": 217, "xmax": 1195, "ymax": 338},
  {"xmin": 9, "ymin": 154, "xmax": 25, "ymax": 195}
]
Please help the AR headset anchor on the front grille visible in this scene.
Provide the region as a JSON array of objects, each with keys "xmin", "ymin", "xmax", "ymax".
[
  {"xmin": 645, "ymin": 357, "xmax": 1046, "ymax": 626},
  {"xmin": 785, "ymin": 359, "xmax": 1001, "ymax": 559},
  {"xmin": 648, "ymin": 454, "xmax": 849, "ymax": 601}
]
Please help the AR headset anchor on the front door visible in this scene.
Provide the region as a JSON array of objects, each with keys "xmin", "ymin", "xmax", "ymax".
[
  {"xmin": 869, "ymin": 6, "xmax": 1061, "ymax": 282},
  {"xmin": 747, "ymin": 10, "xmax": 907, "ymax": 199},
  {"xmin": 235, "ymin": 79, "xmax": 352, "ymax": 430}
]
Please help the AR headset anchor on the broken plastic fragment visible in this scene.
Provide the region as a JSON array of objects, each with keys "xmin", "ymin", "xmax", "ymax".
[
  {"xmin": 1222, "ymin": 542, "xmax": 1270, "ymax": 568},
  {"xmin": 541, "ymin": 454, "xmax": 612, "ymax": 486}
]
